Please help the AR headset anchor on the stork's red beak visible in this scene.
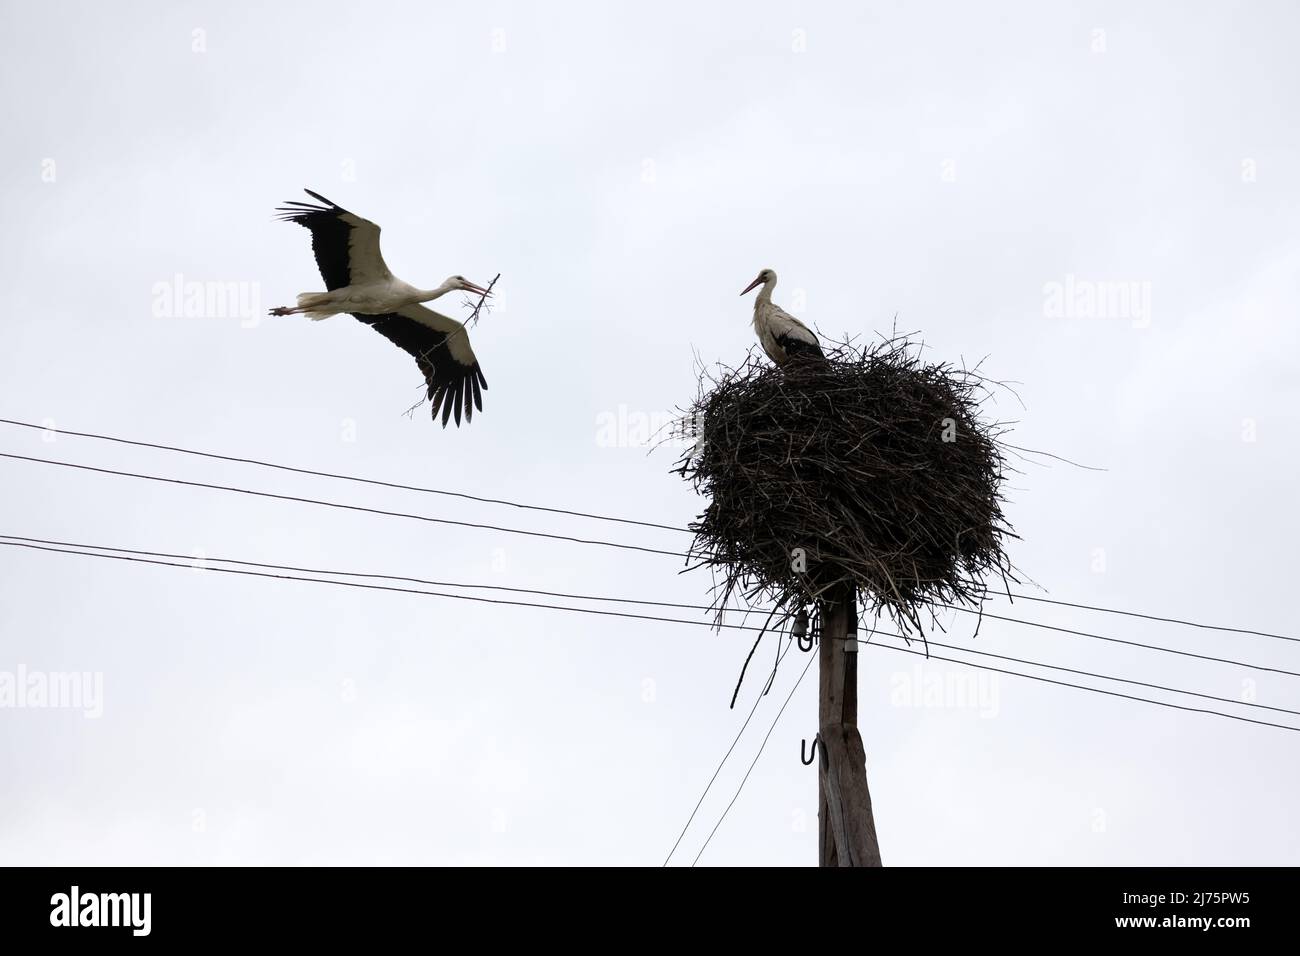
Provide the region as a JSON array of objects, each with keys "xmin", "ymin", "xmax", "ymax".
[
  {"xmin": 740, "ymin": 276, "xmax": 763, "ymax": 296},
  {"xmin": 465, "ymin": 281, "xmax": 493, "ymax": 298}
]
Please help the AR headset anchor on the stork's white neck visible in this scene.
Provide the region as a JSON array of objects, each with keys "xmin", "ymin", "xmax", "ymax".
[
  {"xmin": 416, "ymin": 279, "xmax": 458, "ymax": 302},
  {"xmin": 754, "ymin": 275, "xmax": 777, "ymax": 306}
]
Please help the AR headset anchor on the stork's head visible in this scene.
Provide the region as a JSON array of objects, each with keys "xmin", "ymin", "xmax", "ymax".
[
  {"xmin": 740, "ymin": 268, "xmax": 776, "ymax": 296},
  {"xmin": 445, "ymin": 275, "xmax": 493, "ymax": 297}
]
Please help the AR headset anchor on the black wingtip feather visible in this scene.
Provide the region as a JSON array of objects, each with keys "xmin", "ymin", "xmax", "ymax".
[
  {"xmin": 274, "ymin": 188, "xmax": 348, "ymax": 224},
  {"xmin": 274, "ymin": 199, "xmax": 335, "ymax": 224},
  {"xmin": 303, "ymin": 188, "xmax": 337, "ymax": 206}
]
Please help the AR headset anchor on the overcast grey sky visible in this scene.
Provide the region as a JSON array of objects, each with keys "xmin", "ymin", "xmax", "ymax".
[{"xmin": 1, "ymin": 0, "xmax": 1297, "ymax": 865}]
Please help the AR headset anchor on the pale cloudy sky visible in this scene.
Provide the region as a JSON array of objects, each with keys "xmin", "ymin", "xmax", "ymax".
[{"xmin": 0, "ymin": 0, "xmax": 1297, "ymax": 865}]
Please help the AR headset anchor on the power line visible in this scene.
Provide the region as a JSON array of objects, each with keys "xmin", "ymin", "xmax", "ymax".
[
  {"xmin": 0, "ymin": 417, "xmax": 686, "ymax": 534},
  {"xmin": 0, "ymin": 533, "xmax": 729, "ymax": 617},
  {"xmin": 686, "ymin": 634, "xmax": 1300, "ymax": 863},
  {"xmin": 5, "ymin": 539, "xmax": 1298, "ymax": 735},
  {"xmin": 689, "ymin": 633, "xmax": 1300, "ymax": 863},
  {"xmin": 691, "ymin": 650, "xmax": 817, "ymax": 866},
  {"xmin": 0, "ymin": 540, "xmax": 749, "ymax": 632},
  {"xmin": 0, "ymin": 453, "xmax": 682, "ymax": 559},
  {"xmin": 3, "ymin": 417, "xmax": 1293, "ymax": 643},
  {"xmin": 864, "ymin": 643, "xmax": 1300, "ymax": 734},
  {"xmin": 10, "ymin": 530, "xmax": 1294, "ymax": 680},
  {"xmin": 4, "ymin": 437, "xmax": 1295, "ymax": 683},
  {"xmin": 989, "ymin": 591, "xmax": 1297, "ymax": 644},
  {"xmin": 663, "ymin": 634, "xmax": 798, "ymax": 867},
  {"xmin": 16, "ymin": 526, "xmax": 1290, "ymax": 718},
  {"xmin": 8, "ymin": 528, "xmax": 1299, "ymax": 699},
  {"xmin": 874, "ymin": 633, "xmax": 1300, "ymax": 718},
  {"xmin": 3, "ymin": 450, "xmax": 1286, "ymax": 673},
  {"xmin": 945, "ymin": 604, "xmax": 1300, "ymax": 679},
  {"xmin": 0, "ymin": 416, "xmax": 1289, "ymax": 642}
]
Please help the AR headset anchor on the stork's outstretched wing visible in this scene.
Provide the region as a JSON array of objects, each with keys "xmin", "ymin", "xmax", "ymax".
[
  {"xmin": 275, "ymin": 189, "xmax": 391, "ymax": 290},
  {"xmin": 352, "ymin": 304, "xmax": 487, "ymax": 427}
]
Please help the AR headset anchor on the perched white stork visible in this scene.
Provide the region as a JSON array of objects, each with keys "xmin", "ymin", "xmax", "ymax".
[
  {"xmin": 272, "ymin": 189, "xmax": 493, "ymax": 427},
  {"xmin": 740, "ymin": 268, "xmax": 824, "ymax": 366}
]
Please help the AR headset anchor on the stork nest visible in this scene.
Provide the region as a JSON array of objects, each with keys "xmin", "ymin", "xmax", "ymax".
[{"xmin": 675, "ymin": 334, "xmax": 1018, "ymax": 637}]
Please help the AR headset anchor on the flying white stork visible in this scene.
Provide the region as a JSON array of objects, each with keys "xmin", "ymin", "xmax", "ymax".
[
  {"xmin": 272, "ymin": 189, "xmax": 493, "ymax": 427},
  {"xmin": 740, "ymin": 268, "xmax": 825, "ymax": 366}
]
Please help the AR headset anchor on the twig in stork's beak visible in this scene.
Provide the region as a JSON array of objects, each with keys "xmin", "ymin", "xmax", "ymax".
[
  {"xmin": 740, "ymin": 276, "xmax": 764, "ymax": 296},
  {"xmin": 465, "ymin": 273, "xmax": 501, "ymax": 328}
]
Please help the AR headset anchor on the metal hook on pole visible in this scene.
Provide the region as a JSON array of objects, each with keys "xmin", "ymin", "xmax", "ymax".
[{"xmin": 801, "ymin": 735, "xmax": 820, "ymax": 766}]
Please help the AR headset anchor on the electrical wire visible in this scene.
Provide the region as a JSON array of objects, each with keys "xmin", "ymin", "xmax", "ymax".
[
  {"xmin": 2, "ymin": 416, "xmax": 1293, "ymax": 643},
  {"xmin": 0, "ymin": 417, "xmax": 684, "ymax": 533},
  {"xmin": 683, "ymin": 633, "xmax": 1300, "ymax": 861},
  {"xmin": 0, "ymin": 540, "xmax": 754, "ymax": 633},
  {"xmin": 0, "ymin": 533, "xmax": 722, "ymax": 615},
  {"xmin": 691, "ymin": 650, "xmax": 818, "ymax": 866},
  {"xmin": 944, "ymin": 604, "xmax": 1300, "ymax": 679},
  {"xmin": 8, "ymin": 420, "xmax": 1299, "ymax": 865},
  {"xmin": 5, "ymin": 534, "xmax": 1297, "ymax": 719},
  {"xmin": 0, "ymin": 453, "xmax": 682, "ymax": 559},
  {"xmin": 8, "ymin": 530, "xmax": 1295, "ymax": 682},
  {"xmin": 12, "ymin": 541, "xmax": 1294, "ymax": 846},
  {"xmin": 863, "ymin": 643, "xmax": 1300, "ymax": 734},
  {"xmin": 988, "ymin": 591, "xmax": 1297, "ymax": 644},
  {"xmin": 872, "ymin": 633, "xmax": 1300, "ymax": 717},
  {"xmin": 662, "ymin": 634, "xmax": 798, "ymax": 867},
  {"xmin": 4, "ymin": 519, "xmax": 1297, "ymax": 872}
]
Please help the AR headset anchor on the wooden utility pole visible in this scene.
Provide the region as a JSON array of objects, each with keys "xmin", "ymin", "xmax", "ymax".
[{"xmin": 817, "ymin": 584, "xmax": 883, "ymax": 866}]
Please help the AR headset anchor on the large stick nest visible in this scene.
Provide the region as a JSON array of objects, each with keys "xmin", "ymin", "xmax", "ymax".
[{"xmin": 676, "ymin": 334, "xmax": 1018, "ymax": 637}]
